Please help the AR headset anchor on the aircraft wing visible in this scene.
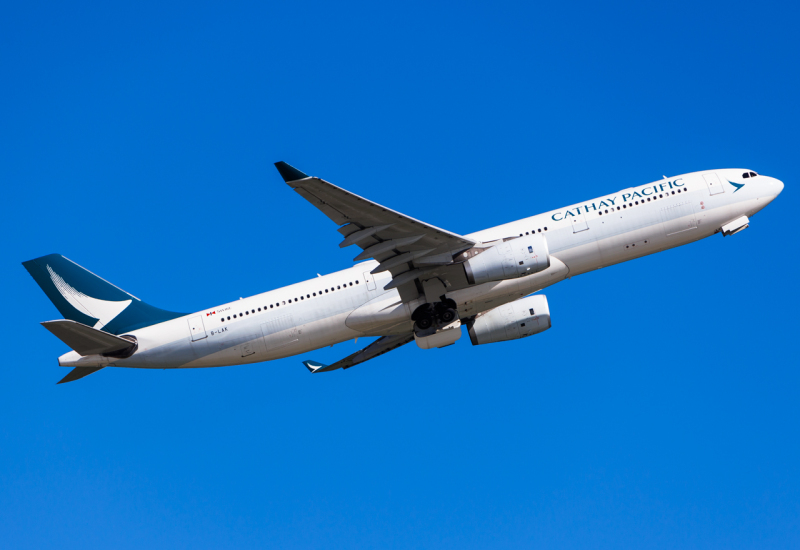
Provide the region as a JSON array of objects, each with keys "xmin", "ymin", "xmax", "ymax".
[
  {"xmin": 275, "ymin": 162, "xmax": 476, "ymax": 300},
  {"xmin": 302, "ymin": 333, "xmax": 414, "ymax": 373}
]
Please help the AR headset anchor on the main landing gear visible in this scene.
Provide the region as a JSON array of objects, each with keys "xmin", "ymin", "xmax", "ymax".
[{"xmin": 411, "ymin": 298, "xmax": 462, "ymax": 349}]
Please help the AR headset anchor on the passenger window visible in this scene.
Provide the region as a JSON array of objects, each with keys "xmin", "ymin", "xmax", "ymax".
[
  {"xmin": 227, "ymin": 316, "xmax": 231, "ymax": 320},
  {"xmin": 538, "ymin": 228, "xmax": 541, "ymax": 232},
  {"xmin": 325, "ymin": 289, "xmax": 328, "ymax": 293},
  {"xmin": 355, "ymin": 280, "xmax": 359, "ymax": 284},
  {"xmin": 529, "ymin": 308, "xmax": 534, "ymax": 315}
]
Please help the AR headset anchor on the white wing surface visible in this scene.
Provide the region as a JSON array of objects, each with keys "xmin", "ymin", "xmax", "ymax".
[{"xmin": 275, "ymin": 162, "xmax": 476, "ymax": 301}]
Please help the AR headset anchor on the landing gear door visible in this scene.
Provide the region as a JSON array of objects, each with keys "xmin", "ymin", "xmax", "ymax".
[
  {"xmin": 703, "ymin": 172, "xmax": 725, "ymax": 196},
  {"xmin": 188, "ymin": 315, "xmax": 207, "ymax": 341}
]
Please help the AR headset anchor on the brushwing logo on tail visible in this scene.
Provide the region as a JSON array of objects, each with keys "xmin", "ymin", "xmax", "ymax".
[{"xmin": 47, "ymin": 265, "xmax": 132, "ymax": 330}]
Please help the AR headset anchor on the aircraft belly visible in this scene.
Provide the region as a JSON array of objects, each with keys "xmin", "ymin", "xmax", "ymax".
[
  {"xmin": 176, "ymin": 311, "xmax": 363, "ymax": 368},
  {"xmin": 121, "ymin": 338, "xmax": 197, "ymax": 369},
  {"xmin": 303, "ymin": 311, "xmax": 362, "ymax": 350},
  {"xmin": 345, "ymin": 290, "xmax": 413, "ymax": 334}
]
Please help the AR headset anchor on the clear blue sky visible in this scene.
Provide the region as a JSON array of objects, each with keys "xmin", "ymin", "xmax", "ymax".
[{"xmin": 2, "ymin": 1, "xmax": 798, "ymax": 548}]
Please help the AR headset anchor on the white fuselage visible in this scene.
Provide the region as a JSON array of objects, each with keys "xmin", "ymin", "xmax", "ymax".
[{"xmin": 58, "ymin": 168, "xmax": 783, "ymax": 370}]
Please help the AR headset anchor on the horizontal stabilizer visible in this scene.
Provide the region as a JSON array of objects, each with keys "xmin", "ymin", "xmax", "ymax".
[
  {"xmin": 42, "ymin": 319, "xmax": 135, "ymax": 356},
  {"xmin": 58, "ymin": 366, "xmax": 104, "ymax": 384}
]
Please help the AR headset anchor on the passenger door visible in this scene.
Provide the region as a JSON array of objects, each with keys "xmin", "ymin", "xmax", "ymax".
[
  {"xmin": 703, "ymin": 172, "xmax": 725, "ymax": 196},
  {"xmin": 188, "ymin": 315, "xmax": 207, "ymax": 341}
]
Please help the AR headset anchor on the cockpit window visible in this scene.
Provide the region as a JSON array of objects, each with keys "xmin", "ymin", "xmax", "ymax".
[
  {"xmin": 750, "ymin": 171, "xmax": 757, "ymax": 177},
  {"xmin": 743, "ymin": 172, "xmax": 750, "ymax": 178}
]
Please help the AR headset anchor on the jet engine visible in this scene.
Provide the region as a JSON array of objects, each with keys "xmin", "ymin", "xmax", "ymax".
[
  {"xmin": 468, "ymin": 295, "xmax": 551, "ymax": 345},
  {"xmin": 460, "ymin": 234, "xmax": 550, "ymax": 285}
]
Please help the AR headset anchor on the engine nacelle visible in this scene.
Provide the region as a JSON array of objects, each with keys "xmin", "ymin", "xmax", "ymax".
[
  {"xmin": 468, "ymin": 295, "xmax": 551, "ymax": 345},
  {"xmin": 461, "ymin": 233, "xmax": 550, "ymax": 285}
]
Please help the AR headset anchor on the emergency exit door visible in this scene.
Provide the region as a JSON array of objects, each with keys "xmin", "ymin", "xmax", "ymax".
[{"xmin": 572, "ymin": 211, "xmax": 589, "ymax": 233}]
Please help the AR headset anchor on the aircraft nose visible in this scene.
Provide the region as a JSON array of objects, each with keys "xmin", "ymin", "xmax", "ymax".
[{"xmin": 766, "ymin": 176, "xmax": 784, "ymax": 199}]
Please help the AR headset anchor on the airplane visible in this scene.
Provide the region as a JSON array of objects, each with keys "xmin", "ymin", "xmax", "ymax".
[{"xmin": 23, "ymin": 163, "xmax": 783, "ymax": 384}]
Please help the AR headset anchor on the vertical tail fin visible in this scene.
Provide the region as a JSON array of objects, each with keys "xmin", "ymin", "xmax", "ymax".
[{"xmin": 23, "ymin": 254, "xmax": 185, "ymax": 335}]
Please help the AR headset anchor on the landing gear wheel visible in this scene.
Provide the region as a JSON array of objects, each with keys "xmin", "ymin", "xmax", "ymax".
[
  {"xmin": 440, "ymin": 308, "xmax": 457, "ymax": 323},
  {"xmin": 415, "ymin": 317, "xmax": 433, "ymax": 331}
]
